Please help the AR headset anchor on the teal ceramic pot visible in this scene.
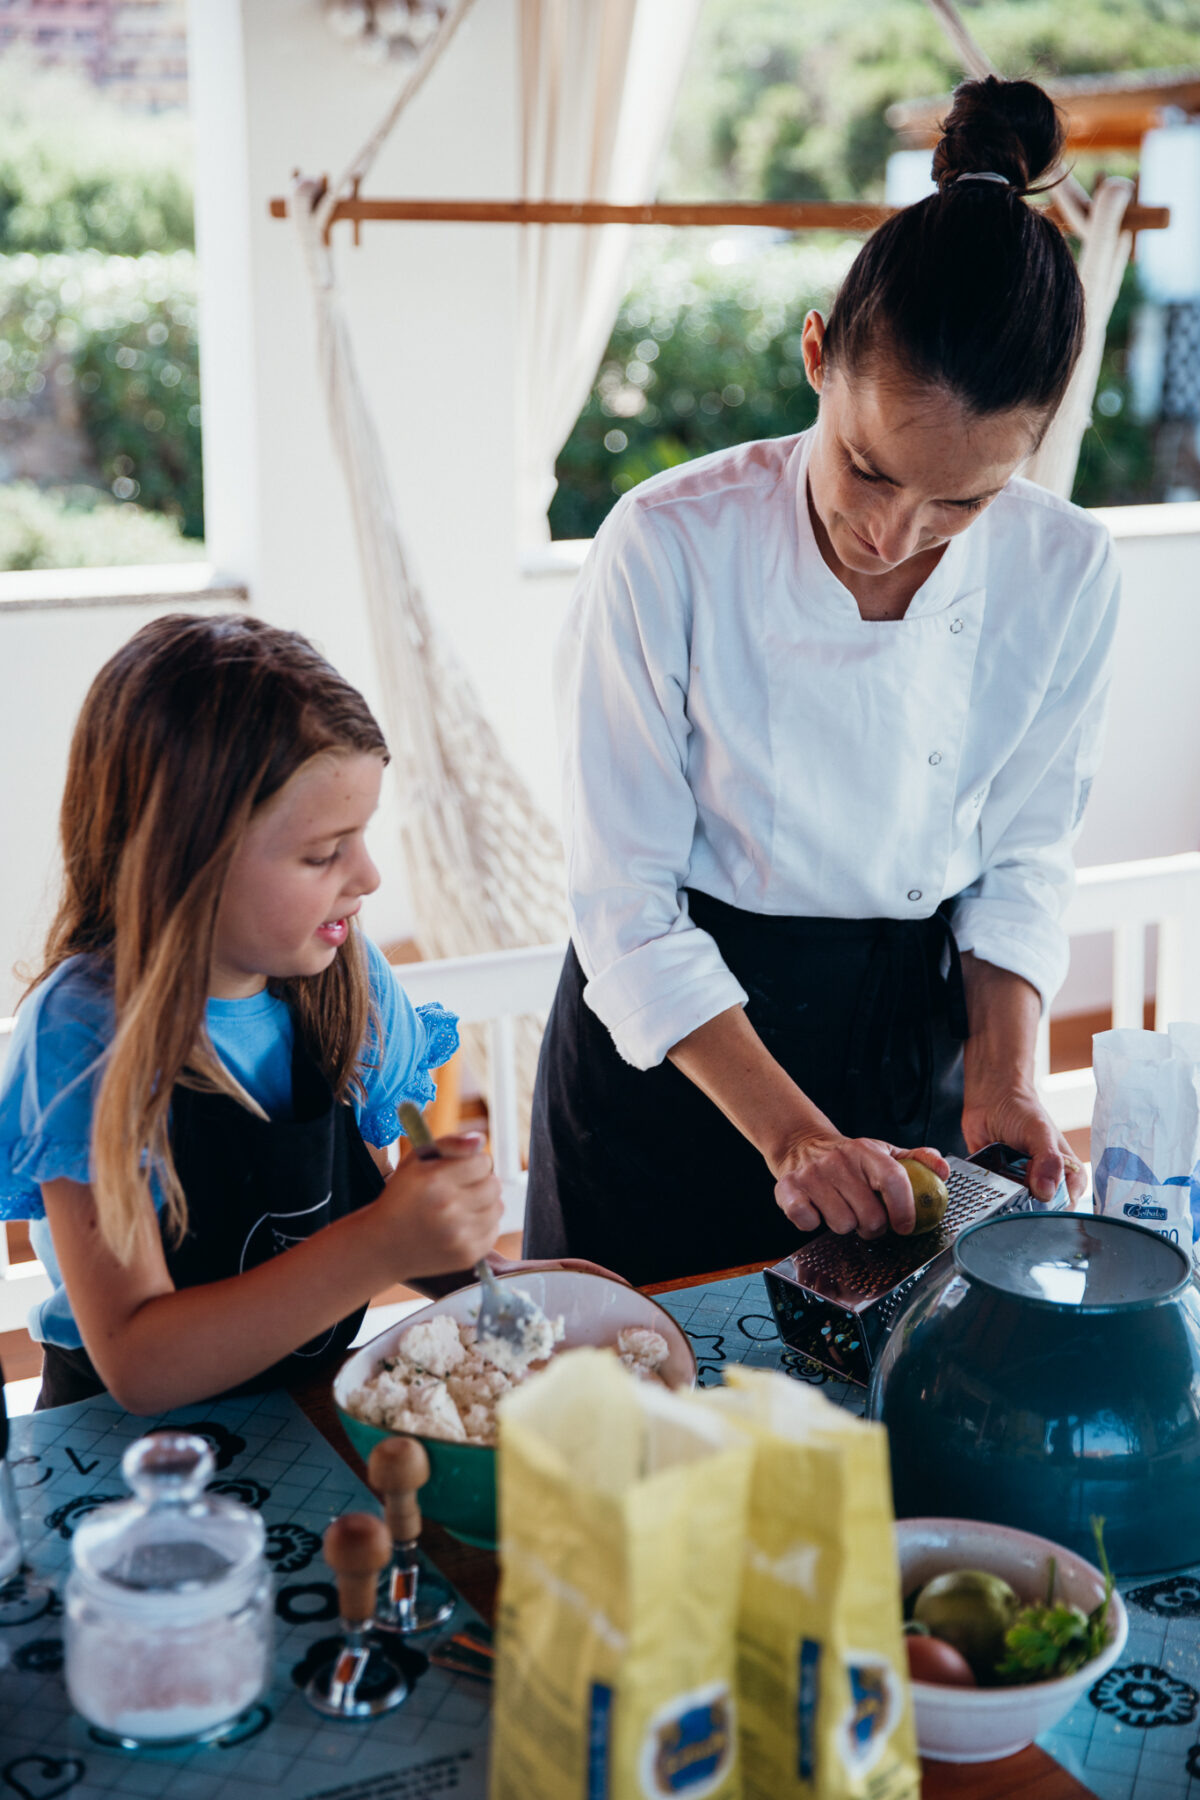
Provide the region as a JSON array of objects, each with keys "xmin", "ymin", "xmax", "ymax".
[{"xmin": 868, "ymin": 1213, "xmax": 1200, "ymax": 1575}]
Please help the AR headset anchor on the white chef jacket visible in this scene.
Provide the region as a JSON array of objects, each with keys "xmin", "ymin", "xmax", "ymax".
[{"xmin": 558, "ymin": 428, "xmax": 1120, "ymax": 1071}]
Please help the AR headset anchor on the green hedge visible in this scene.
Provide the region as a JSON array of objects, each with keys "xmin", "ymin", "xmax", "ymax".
[
  {"xmin": 0, "ymin": 250, "xmax": 202, "ymax": 539},
  {"xmin": 0, "ymin": 481, "xmax": 201, "ymax": 572},
  {"xmin": 0, "ymin": 60, "xmax": 192, "ymax": 255}
]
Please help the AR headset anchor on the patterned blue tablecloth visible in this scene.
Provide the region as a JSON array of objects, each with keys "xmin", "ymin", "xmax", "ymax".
[
  {"xmin": 0, "ymin": 1388, "xmax": 489, "ymax": 1800},
  {"xmin": 656, "ymin": 1272, "xmax": 1200, "ymax": 1800}
]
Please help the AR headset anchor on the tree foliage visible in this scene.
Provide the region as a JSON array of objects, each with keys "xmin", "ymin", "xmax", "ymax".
[
  {"xmin": 551, "ymin": 235, "xmax": 852, "ymax": 540},
  {"xmin": 662, "ymin": 0, "xmax": 1200, "ymax": 205},
  {"xmin": 0, "ymin": 252, "xmax": 202, "ymax": 542},
  {"xmin": 0, "ymin": 58, "xmax": 192, "ymax": 255},
  {"xmin": 552, "ymin": 0, "xmax": 1196, "ymax": 536}
]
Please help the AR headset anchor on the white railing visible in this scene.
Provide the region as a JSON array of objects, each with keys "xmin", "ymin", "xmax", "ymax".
[
  {"xmin": 1037, "ymin": 852, "xmax": 1200, "ymax": 1131},
  {"xmin": 2, "ymin": 849, "xmax": 1198, "ymax": 1335},
  {"xmin": 395, "ymin": 942, "xmax": 567, "ymax": 1232}
]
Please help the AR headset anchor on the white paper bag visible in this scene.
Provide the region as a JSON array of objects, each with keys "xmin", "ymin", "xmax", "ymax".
[{"xmin": 1092, "ymin": 1024, "xmax": 1200, "ymax": 1264}]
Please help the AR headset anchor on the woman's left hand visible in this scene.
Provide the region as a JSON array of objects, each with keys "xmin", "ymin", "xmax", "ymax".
[{"xmin": 961, "ymin": 1084, "xmax": 1087, "ymax": 1205}]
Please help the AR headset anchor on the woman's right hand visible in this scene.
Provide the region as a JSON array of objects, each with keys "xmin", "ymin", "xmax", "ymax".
[
  {"xmin": 772, "ymin": 1135, "xmax": 949, "ymax": 1239},
  {"xmin": 377, "ymin": 1132, "xmax": 504, "ymax": 1277}
]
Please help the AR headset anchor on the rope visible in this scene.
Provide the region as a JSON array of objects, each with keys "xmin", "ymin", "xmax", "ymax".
[
  {"xmin": 294, "ymin": 11, "xmax": 566, "ymax": 1143},
  {"xmin": 317, "ymin": 0, "xmax": 480, "ymax": 236}
]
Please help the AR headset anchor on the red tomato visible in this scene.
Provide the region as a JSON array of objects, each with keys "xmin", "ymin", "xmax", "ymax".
[{"xmin": 905, "ymin": 1634, "xmax": 978, "ymax": 1688}]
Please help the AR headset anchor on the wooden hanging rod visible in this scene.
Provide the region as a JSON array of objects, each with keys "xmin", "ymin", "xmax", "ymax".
[{"xmin": 268, "ymin": 191, "xmax": 1170, "ymax": 244}]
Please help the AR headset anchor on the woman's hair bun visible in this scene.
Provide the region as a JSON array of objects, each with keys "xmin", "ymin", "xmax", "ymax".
[{"xmin": 931, "ymin": 74, "xmax": 1065, "ymax": 196}]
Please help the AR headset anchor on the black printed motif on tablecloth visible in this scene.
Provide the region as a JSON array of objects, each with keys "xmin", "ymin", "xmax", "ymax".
[
  {"xmin": 1089, "ymin": 1662, "xmax": 1199, "ymax": 1728},
  {"xmin": 176, "ymin": 1419, "xmax": 247, "ymax": 1471},
  {"xmin": 687, "ymin": 1333, "xmax": 727, "ymax": 1387},
  {"xmin": 266, "ymin": 1520, "xmax": 323, "ymax": 1573},
  {"xmin": 736, "ymin": 1313, "xmax": 780, "ymax": 1346},
  {"xmin": 779, "ymin": 1348, "xmax": 832, "ymax": 1385},
  {"xmin": 1186, "ymin": 1742, "xmax": 1200, "ymax": 1780},
  {"xmin": 0, "ymin": 1576, "xmax": 58, "ymax": 1629},
  {"xmin": 209, "ymin": 1476, "xmax": 270, "ymax": 1509},
  {"xmin": 1128, "ymin": 1575, "xmax": 1200, "ymax": 1619},
  {"xmin": 43, "ymin": 1495, "xmax": 120, "ymax": 1540},
  {"xmin": 304, "ymin": 1752, "xmax": 476, "ymax": 1800},
  {"xmin": 276, "ymin": 1580, "xmax": 340, "ymax": 1625},
  {"xmin": 0, "ymin": 1755, "xmax": 86, "ymax": 1800},
  {"xmin": 9, "ymin": 1455, "xmax": 51, "ymax": 1490},
  {"xmin": 13, "ymin": 1637, "xmax": 63, "ymax": 1675}
]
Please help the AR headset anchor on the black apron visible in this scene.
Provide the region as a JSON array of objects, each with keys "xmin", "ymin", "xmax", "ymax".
[
  {"xmin": 524, "ymin": 889, "xmax": 969, "ymax": 1287},
  {"xmin": 37, "ymin": 1030, "xmax": 384, "ymax": 1410}
]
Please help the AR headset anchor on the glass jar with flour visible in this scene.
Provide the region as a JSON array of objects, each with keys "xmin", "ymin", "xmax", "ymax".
[{"xmin": 64, "ymin": 1430, "xmax": 272, "ymax": 1745}]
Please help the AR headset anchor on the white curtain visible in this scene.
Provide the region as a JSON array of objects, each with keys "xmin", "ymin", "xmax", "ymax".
[
  {"xmin": 517, "ymin": 0, "xmax": 702, "ymax": 543},
  {"xmin": 1024, "ymin": 177, "xmax": 1135, "ymax": 498}
]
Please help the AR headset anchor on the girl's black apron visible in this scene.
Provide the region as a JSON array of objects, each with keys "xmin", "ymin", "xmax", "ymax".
[
  {"xmin": 37, "ymin": 1031, "xmax": 384, "ymax": 1409},
  {"xmin": 524, "ymin": 890, "xmax": 969, "ymax": 1287}
]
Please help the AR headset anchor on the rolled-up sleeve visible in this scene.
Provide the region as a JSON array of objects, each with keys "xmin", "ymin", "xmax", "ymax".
[
  {"xmin": 559, "ymin": 499, "xmax": 747, "ymax": 1069},
  {"xmin": 952, "ymin": 543, "xmax": 1121, "ymax": 1007}
]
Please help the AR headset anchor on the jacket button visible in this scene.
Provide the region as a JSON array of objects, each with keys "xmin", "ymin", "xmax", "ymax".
[
  {"xmin": 928, "ymin": 751, "xmax": 943, "ymax": 766},
  {"xmin": 950, "ymin": 618, "xmax": 964, "ymax": 634},
  {"xmin": 907, "ymin": 889, "xmax": 923, "ymax": 902}
]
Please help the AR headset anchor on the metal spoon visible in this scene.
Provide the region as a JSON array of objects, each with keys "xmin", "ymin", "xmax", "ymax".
[{"xmin": 396, "ymin": 1101, "xmax": 556, "ymax": 1365}]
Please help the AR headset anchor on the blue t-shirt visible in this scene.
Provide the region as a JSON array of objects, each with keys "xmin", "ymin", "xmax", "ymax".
[{"xmin": 0, "ymin": 937, "xmax": 459, "ymax": 1346}]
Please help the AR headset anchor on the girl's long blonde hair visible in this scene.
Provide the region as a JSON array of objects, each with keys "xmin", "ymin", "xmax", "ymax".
[{"xmin": 30, "ymin": 613, "xmax": 389, "ymax": 1261}]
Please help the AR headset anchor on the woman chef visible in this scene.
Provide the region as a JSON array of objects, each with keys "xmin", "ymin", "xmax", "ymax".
[{"xmin": 525, "ymin": 75, "xmax": 1116, "ymax": 1285}]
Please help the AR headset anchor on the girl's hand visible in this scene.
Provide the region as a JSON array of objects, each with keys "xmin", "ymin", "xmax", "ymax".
[
  {"xmin": 377, "ymin": 1132, "xmax": 503, "ymax": 1278},
  {"xmin": 773, "ymin": 1136, "xmax": 951, "ymax": 1238},
  {"xmin": 962, "ymin": 1085, "xmax": 1087, "ymax": 1205}
]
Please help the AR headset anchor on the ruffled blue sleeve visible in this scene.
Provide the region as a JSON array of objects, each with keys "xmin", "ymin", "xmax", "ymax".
[
  {"xmin": 0, "ymin": 957, "xmax": 114, "ymax": 1222},
  {"xmin": 356, "ymin": 938, "xmax": 461, "ymax": 1148}
]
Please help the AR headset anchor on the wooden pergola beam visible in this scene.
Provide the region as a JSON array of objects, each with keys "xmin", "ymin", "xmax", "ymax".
[
  {"xmin": 268, "ymin": 194, "xmax": 1170, "ymax": 243},
  {"xmin": 888, "ymin": 70, "xmax": 1200, "ymax": 154}
]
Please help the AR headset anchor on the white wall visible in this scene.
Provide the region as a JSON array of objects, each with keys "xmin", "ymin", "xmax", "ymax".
[
  {"xmin": 1055, "ymin": 507, "xmax": 1200, "ymax": 1014},
  {"xmin": 0, "ymin": 590, "xmax": 243, "ymax": 1014},
  {"xmin": 188, "ymin": 0, "xmax": 564, "ymax": 956}
]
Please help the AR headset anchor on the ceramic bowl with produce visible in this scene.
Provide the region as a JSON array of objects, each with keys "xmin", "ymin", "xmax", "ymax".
[
  {"xmin": 896, "ymin": 1516, "xmax": 1128, "ymax": 1763},
  {"xmin": 334, "ymin": 1269, "xmax": 697, "ymax": 1548}
]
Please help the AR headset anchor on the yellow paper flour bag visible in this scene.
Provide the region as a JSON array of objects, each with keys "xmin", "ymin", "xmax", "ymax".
[
  {"xmin": 490, "ymin": 1349, "xmax": 753, "ymax": 1800},
  {"xmin": 700, "ymin": 1369, "xmax": 918, "ymax": 1800}
]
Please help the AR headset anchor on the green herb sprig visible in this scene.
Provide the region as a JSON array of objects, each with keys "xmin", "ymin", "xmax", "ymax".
[{"xmin": 994, "ymin": 1518, "xmax": 1115, "ymax": 1684}]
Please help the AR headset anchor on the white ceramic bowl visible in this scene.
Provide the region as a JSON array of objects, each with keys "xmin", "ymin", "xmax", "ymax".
[{"xmin": 897, "ymin": 1517, "xmax": 1129, "ymax": 1764}]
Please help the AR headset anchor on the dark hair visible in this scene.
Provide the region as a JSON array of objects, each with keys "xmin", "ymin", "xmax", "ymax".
[{"xmin": 823, "ymin": 76, "xmax": 1085, "ymax": 417}]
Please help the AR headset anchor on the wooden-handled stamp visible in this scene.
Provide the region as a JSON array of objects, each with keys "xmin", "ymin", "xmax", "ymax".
[{"xmin": 368, "ymin": 1436, "xmax": 455, "ymax": 1634}]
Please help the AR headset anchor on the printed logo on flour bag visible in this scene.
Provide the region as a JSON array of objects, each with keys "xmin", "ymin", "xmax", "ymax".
[
  {"xmin": 839, "ymin": 1654, "xmax": 903, "ymax": 1778},
  {"xmin": 638, "ymin": 1682, "xmax": 735, "ymax": 1798},
  {"xmin": 1105, "ymin": 1176, "xmax": 1192, "ymax": 1248}
]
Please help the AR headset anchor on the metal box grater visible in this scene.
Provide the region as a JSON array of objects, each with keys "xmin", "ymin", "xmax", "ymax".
[{"xmin": 762, "ymin": 1144, "xmax": 1066, "ymax": 1386}]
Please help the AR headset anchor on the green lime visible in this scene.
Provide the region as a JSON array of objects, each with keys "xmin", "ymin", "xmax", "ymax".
[
  {"xmin": 899, "ymin": 1157, "xmax": 950, "ymax": 1235},
  {"xmin": 913, "ymin": 1570, "xmax": 1021, "ymax": 1679}
]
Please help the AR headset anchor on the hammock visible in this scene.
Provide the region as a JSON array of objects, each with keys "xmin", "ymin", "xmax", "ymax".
[{"xmin": 291, "ymin": 0, "xmax": 1135, "ymax": 1135}]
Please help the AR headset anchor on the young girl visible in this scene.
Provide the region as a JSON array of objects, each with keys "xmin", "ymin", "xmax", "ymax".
[{"xmin": 0, "ymin": 613, "xmax": 504, "ymax": 1411}]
